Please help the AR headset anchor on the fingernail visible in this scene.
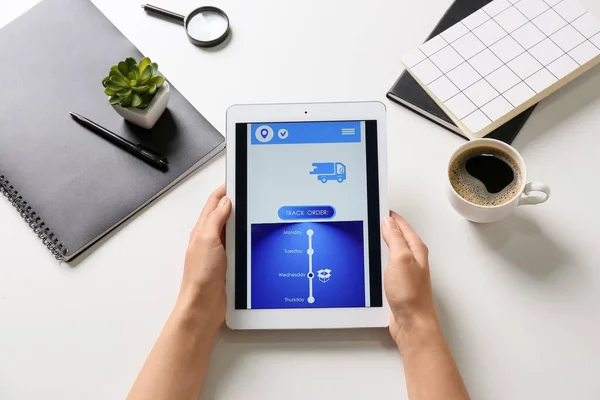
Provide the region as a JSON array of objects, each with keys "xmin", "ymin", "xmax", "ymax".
[
  {"xmin": 384, "ymin": 216, "xmax": 397, "ymax": 229},
  {"xmin": 218, "ymin": 197, "xmax": 229, "ymax": 207}
]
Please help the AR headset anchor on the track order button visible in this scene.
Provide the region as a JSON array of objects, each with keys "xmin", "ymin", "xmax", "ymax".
[{"xmin": 278, "ymin": 206, "xmax": 336, "ymax": 220}]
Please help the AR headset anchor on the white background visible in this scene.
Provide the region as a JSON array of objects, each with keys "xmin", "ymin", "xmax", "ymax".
[{"xmin": 1, "ymin": 0, "xmax": 600, "ymax": 399}]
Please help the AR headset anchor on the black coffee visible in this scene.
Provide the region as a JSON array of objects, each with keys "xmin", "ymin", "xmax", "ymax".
[{"xmin": 449, "ymin": 146, "xmax": 523, "ymax": 206}]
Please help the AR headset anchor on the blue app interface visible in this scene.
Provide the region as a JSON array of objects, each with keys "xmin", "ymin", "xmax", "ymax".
[{"xmin": 247, "ymin": 121, "xmax": 371, "ymax": 309}]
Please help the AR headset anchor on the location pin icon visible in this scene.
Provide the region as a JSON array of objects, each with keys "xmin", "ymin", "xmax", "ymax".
[{"xmin": 261, "ymin": 128, "xmax": 268, "ymax": 138}]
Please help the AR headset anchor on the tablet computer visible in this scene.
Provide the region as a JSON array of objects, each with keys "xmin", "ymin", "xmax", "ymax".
[{"xmin": 226, "ymin": 102, "xmax": 389, "ymax": 330}]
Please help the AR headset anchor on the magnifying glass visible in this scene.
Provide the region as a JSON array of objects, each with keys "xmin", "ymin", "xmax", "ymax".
[{"xmin": 142, "ymin": 4, "xmax": 230, "ymax": 48}]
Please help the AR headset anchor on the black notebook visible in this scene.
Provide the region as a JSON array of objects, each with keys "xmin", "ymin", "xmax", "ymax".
[
  {"xmin": 0, "ymin": 0, "xmax": 225, "ymax": 261},
  {"xmin": 386, "ymin": 0, "xmax": 537, "ymax": 143}
]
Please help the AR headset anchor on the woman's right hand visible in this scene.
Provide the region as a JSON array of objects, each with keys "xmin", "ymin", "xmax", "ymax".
[{"xmin": 381, "ymin": 211, "xmax": 439, "ymax": 349}]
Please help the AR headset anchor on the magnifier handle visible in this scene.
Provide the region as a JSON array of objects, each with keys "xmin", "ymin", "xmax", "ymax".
[{"xmin": 142, "ymin": 4, "xmax": 185, "ymax": 24}]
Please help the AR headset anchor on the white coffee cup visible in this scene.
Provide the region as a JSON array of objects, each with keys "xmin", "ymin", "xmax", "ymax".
[{"xmin": 447, "ymin": 139, "xmax": 551, "ymax": 223}]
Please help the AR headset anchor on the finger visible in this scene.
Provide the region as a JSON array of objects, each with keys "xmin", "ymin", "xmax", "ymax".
[
  {"xmin": 390, "ymin": 211, "xmax": 428, "ymax": 265},
  {"xmin": 203, "ymin": 196, "xmax": 232, "ymax": 245},
  {"xmin": 194, "ymin": 184, "xmax": 226, "ymax": 231},
  {"xmin": 381, "ymin": 214, "xmax": 411, "ymax": 260}
]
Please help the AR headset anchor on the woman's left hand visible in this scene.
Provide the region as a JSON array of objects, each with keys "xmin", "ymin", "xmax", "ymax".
[{"xmin": 178, "ymin": 184, "xmax": 231, "ymax": 333}]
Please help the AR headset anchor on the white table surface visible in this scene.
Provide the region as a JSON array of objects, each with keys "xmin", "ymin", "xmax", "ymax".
[{"xmin": 1, "ymin": 0, "xmax": 600, "ymax": 398}]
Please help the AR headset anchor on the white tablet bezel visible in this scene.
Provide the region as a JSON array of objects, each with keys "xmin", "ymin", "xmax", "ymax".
[{"xmin": 225, "ymin": 102, "xmax": 389, "ymax": 330}]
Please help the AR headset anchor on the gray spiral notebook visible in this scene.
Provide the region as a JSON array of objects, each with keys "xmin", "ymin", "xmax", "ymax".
[{"xmin": 0, "ymin": 0, "xmax": 225, "ymax": 261}]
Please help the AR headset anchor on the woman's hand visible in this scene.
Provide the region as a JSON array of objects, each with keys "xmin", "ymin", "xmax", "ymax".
[
  {"xmin": 381, "ymin": 212, "xmax": 471, "ymax": 399},
  {"xmin": 128, "ymin": 185, "xmax": 232, "ymax": 400},
  {"xmin": 178, "ymin": 185, "xmax": 231, "ymax": 333},
  {"xmin": 382, "ymin": 211, "xmax": 438, "ymax": 348}
]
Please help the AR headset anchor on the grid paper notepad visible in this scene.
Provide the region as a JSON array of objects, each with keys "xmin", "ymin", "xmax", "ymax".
[{"xmin": 401, "ymin": 0, "xmax": 600, "ymax": 138}]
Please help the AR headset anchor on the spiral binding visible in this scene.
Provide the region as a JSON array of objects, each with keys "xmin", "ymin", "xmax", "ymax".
[{"xmin": 0, "ymin": 174, "xmax": 68, "ymax": 260}]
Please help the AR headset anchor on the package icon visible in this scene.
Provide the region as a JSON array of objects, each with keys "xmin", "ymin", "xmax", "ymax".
[{"xmin": 317, "ymin": 269, "xmax": 331, "ymax": 283}]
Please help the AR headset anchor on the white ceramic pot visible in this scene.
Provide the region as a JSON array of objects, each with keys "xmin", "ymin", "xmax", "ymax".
[{"xmin": 112, "ymin": 81, "xmax": 170, "ymax": 129}]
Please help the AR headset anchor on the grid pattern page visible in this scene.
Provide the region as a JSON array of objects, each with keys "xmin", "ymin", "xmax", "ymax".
[{"xmin": 402, "ymin": 0, "xmax": 600, "ymax": 137}]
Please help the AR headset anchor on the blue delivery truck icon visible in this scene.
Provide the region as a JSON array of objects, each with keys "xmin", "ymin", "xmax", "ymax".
[{"xmin": 310, "ymin": 162, "xmax": 347, "ymax": 183}]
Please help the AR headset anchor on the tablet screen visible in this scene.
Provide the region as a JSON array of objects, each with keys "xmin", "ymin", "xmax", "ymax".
[{"xmin": 234, "ymin": 120, "xmax": 382, "ymax": 310}]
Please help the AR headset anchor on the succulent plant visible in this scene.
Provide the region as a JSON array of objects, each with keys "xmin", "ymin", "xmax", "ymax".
[{"xmin": 102, "ymin": 57, "xmax": 165, "ymax": 109}]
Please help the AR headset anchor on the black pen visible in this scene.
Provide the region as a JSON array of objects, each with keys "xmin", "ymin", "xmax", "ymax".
[{"xmin": 70, "ymin": 112, "xmax": 168, "ymax": 171}]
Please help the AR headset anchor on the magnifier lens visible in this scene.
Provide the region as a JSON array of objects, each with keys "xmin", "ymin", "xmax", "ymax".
[{"xmin": 187, "ymin": 11, "xmax": 228, "ymax": 42}]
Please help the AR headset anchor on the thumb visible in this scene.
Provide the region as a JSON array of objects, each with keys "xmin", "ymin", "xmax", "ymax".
[
  {"xmin": 204, "ymin": 196, "xmax": 232, "ymax": 240},
  {"xmin": 382, "ymin": 216, "xmax": 411, "ymax": 257}
]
